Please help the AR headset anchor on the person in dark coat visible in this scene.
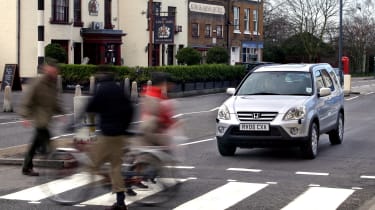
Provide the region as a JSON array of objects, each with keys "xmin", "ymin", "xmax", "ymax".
[{"xmin": 86, "ymin": 66, "xmax": 134, "ymax": 210}]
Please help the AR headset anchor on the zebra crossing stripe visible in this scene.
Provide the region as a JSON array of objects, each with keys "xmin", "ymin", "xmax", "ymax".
[
  {"xmin": 173, "ymin": 182, "xmax": 268, "ymax": 210},
  {"xmin": 281, "ymin": 187, "xmax": 355, "ymax": 210},
  {"xmin": 0, "ymin": 173, "xmax": 102, "ymax": 201},
  {"xmin": 81, "ymin": 178, "xmax": 188, "ymax": 206}
]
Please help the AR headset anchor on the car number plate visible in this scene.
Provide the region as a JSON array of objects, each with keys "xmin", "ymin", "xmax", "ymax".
[{"xmin": 240, "ymin": 123, "xmax": 270, "ymax": 131}]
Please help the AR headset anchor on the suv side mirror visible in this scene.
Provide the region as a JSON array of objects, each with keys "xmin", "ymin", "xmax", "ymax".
[
  {"xmin": 318, "ymin": 87, "xmax": 331, "ymax": 97},
  {"xmin": 226, "ymin": 88, "xmax": 236, "ymax": 95}
]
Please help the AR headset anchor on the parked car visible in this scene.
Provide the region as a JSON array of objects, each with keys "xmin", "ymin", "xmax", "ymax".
[
  {"xmin": 216, "ymin": 63, "xmax": 345, "ymax": 159},
  {"xmin": 236, "ymin": 61, "xmax": 277, "ymax": 73}
]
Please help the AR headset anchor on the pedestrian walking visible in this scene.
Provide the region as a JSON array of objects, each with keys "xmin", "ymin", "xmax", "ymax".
[
  {"xmin": 19, "ymin": 59, "xmax": 63, "ymax": 176},
  {"xmin": 85, "ymin": 66, "xmax": 134, "ymax": 210}
]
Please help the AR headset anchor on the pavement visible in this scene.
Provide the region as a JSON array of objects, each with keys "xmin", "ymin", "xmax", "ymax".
[{"xmin": 1, "ymin": 77, "xmax": 375, "ymax": 209}]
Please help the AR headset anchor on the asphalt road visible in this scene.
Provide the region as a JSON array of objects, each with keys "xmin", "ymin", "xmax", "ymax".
[{"xmin": 0, "ymin": 77, "xmax": 374, "ymax": 210}]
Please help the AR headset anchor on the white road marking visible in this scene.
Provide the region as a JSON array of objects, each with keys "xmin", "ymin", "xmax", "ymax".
[
  {"xmin": 360, "ymin": 175, "xmax": 375, "ymax": 179},
  {"xmin": 179, "ymin": 138, "xmax": 214, "ymax": 146},
  {"xmin": 227, "ymin": 168, "xmax": 262, "ymax": 173},
  {"xmin": 296, "ymin": 171, "xmax": 329, "ymax": 176},
  {"xmin": 173, "ymin": 182, "xmax": 268, "ymax": 210},
  {"xmin": 308, "ymin": 184, "xmax": 320, "ymax": 187},
  {"xmin": 81, "ymin": 178, "xmax": 188, "ymax": 206},
  {"xmin": 365, "ymin": 92, "xmax": 374, "ymax": 95},
  {"xmin": 352, "ymin": 187, "xmax": 363, "ymax": 190},
  {"xmin": 28, "ymin": 201, "xmax": 41, "ymax": 204},
  {"xmin": 0, "ymin": 173, "xmax": 103, "ymax": 201},
  {"xmin": 266, "ymin": 182, "xmax": 278, "ymax": 185},
  {"xmin": 345, "ymin": 96, "xmax": 359, "ymax": 101},
  {"xmin": 165, "ymin": 165, "xmax": 195, "ymax": 169},
  {"xmin": 227, "ymin": 179, "xmax": 237, "ymax": 182},
  {"xmin": 281, "ymin": 187, "xmax": 354, "ymax": 210},
  {"xmin": 210, "ymin": 107, "xmax": 219, "ymax": 111}
]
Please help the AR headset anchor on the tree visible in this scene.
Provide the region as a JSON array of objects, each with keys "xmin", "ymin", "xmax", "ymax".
[
  {"xmin": 176, "ymin": 47, "xmax": 201, "ymax": 65},
  {"xmin": 206, "ymin": 47, "xmax": 228, "ymax": 64},
  {"xmin": 45, "ymin": 43, "xmax": 67, "ymax": 63},
  {"xmin": 343, "ymin": 1, "xmax": 375, "ymax": 73},
  {"xmin": 282, "ymin": 0, "xmax": 339, "ymax": 62}
]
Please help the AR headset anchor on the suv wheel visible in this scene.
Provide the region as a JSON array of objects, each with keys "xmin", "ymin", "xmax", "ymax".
[
  {"xmin": 329, "ymin": 113, "xmax": 344, "ymax": 145},
  {"xmin": 217, "ymin": 139, "xmax": 236, "ymax": 156},
  {"xmin": 301, "ymin": 123, "xmax": 319, "ymax": 159}
]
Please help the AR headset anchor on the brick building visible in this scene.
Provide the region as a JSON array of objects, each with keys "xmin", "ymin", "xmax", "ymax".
[
  {"xmin": 229, "ymin": 0, "xmax": 264, "ymax": 65},
  {"xmin": 188, "ymin": 0, "xmax": 227, "ymax": 63}
]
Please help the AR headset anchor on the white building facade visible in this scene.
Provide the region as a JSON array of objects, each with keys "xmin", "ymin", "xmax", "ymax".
[{"xmin": 119, "ymin": 0, "xmax": 188, "ymax": 67}]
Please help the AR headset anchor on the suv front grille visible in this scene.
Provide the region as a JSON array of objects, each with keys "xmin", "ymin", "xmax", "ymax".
[{"xmin": 237, "ymin": 112, "xmax": 278, "ymax": 122}]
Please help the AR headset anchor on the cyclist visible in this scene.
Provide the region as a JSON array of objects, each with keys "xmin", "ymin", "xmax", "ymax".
[{"xmin": 85, "ymin": 66, "xmax": 134, "ymax": 210}]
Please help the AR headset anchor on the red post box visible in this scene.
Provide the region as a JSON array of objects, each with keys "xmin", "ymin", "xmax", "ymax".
[{"xmin": 341, "ymin": 56, "xmax": 350, "ymax": 74}]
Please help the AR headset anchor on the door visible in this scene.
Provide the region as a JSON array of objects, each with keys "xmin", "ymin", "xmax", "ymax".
[
  {"xmin": 73, "ymin": 42, "xmax": 82, "ymax": 64},
  {"xmin": 230, "ymin": 47, "xmax": 240, "ymax": 65},
  {"xmin": 314, "ymin": 69, "xmax": 331, "ymax": 132}
]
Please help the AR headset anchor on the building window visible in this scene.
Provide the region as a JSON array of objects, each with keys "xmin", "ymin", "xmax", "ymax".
[
  {"xmin": 244, "ymin": 8, "xmax": 250, "ymax": 32},
  {"xmin": 51, "ymin": 0, "xmax": 69, "ymax": 24},
  {"xmin": 73, "ymin": 0, "xmax": 83, "ymax": 27},
  {"xmin": 242, "ymin": 47, "xmax": 257, "ymax": 62},
  {"xmin": 153, "ymin": 2, "xmax": 161, "ymax": 16},
  {"xmin": 216, "ymin": 25, "xmax": 223, "ymax": 38},
  {"xmin": 168, "ymin": 6, "xmax": 176, "ymax": 16},
  {"xmin": 192, "ymin": 23, "xmax": 199, "ymax": 37},
  {"xmin": 205, "ymin": 24, "xmax": 211, "ymax": 38},
  {"xmin": 233, "ymin": 6, "xmax": 240, "ymax": 31},
  {"xmin": 253, "ymin": 9, "xmax": 258, "ymax": 34}
]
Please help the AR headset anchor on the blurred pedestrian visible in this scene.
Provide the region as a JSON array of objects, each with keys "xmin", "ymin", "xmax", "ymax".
[
  {"xmin": 139, "ymin": 72, "xmax": 177, "ymax": 147},
  {"xmin": 19, "ymin": 59, "xmax": 63, "ymax": 176},
  {"xmin": 124, "ymin": 72, "xmax": 178, "ymax": 196},
  {"xmin": 85, "ymin": 66, "xmax": 134, "ymax": 210}
]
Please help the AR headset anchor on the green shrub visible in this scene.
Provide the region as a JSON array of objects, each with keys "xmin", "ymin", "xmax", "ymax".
[
  {"xmin": 59, "ymin": 64, "xmax": 246, "ymax": 85},
  {"xmin": 176, "ymin": 47, "xmax": 201, "ymax": 65},
  {"xmin": 206, "ymin": 47, "xmax": 229, "ymax": 64},
  {"xmin": 45, "ymin": 43, "xmax": 67, "ymax": 63}
]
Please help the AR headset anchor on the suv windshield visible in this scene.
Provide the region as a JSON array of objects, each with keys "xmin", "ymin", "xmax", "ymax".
[{"xmin": 237, "ymin": 71, "xmax": 313, "ymax": 96}]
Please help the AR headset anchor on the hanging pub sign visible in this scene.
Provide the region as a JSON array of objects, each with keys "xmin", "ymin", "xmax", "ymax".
[{"xmin": 154, "ymin": 16, "xmax": 175, "ymax": 44}]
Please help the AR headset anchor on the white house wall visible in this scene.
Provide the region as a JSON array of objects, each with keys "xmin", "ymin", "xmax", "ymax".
[
  {"xmin": 0, "ymin": 1, "xmax": 18, "ymax": 79},
  {"xmin": 119, "ymin": 0, "xmax": 149, "ymax": 67},
  {"xmin": 119, "ymin": 0, "xmax": 188, "ymax": 67}
]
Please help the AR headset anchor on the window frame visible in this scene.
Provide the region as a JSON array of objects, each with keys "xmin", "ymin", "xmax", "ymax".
[
  {"xmin": 51, "ymin": 0, "xmax": 70, "ymax": 24},
  {"xmin": 216, "ymin": 25, "xmax": 223, "ymax": 38},
  {"xmin": 73, "ymin": 0, "xmax": 83, "ymax": 27},
  {"xmin": 192, "ymin": 23, "xmax": 199, "ymax": 37},
  {"xmin": 253, "ymin": 9, "xmax": 258, "ymax": 34},
  {"xmin": 205, "ymin": 24, "xmax": 212, "ymax": 38},
  {"xmin": 244, "ymin": 8, "xmax": 250, "ymax": 32},
  {"xmin": 233, "ymin": 6, "xmax": 240, "ymax": 32}
]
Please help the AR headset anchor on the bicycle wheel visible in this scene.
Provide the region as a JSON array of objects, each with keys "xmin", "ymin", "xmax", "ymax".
[
  {"xmin": 127, "ymin": 155, "xmax": 181, "ymax": 206},
  {"xmin": 38, "ymin": 149, "xmax": 101, "ymax": 205}
]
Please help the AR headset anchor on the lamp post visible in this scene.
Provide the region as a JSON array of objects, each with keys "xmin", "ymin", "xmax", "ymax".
[
  {"xmin": 338, "ymin": 0, "xmax": 343, "ymax": 70},
  {"xmin": 148, "ymin": 0, "xmax": 153, "ymax": 66}
]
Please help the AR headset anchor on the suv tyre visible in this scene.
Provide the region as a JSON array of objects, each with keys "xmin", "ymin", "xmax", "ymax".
[
  {"xmin": 217, "ymin": 139, "xmax": 236, "ymax": 156},
  {"xmin": 301, "ymin": 123, "xmax": 319, "ymax": 159},
  {"xmin": 329, "ymin": 112, "xmax": 344, "ymax": 145}
]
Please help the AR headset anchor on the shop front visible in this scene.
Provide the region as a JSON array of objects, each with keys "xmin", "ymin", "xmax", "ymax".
[{"xmin": 81, "ymin": 28, "xmax": 126, "ymax": 65}]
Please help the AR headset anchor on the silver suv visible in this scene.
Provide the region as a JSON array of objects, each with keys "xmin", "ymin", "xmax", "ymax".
[{"xmin": 216, "ymin": 64, "xmax": 344, "ymax": 159}]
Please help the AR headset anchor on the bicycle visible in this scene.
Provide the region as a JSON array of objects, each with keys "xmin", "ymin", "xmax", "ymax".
[{"xmin": 37, "ymin": 127, "xmax": 184, "ymax": 206}]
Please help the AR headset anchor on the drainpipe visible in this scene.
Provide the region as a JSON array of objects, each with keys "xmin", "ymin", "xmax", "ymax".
[
  {"xmin": 226, "ymin": 0, "xmax": 231, "ymax": 64},
  {"xmin": 17, "ymin": 0, "xmax": 20, "ymax": 68}
]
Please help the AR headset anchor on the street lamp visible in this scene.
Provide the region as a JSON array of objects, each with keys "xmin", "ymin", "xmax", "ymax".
[{"xmin": 338, "ymin": 0, "xmax": 343, "ymax": 71}]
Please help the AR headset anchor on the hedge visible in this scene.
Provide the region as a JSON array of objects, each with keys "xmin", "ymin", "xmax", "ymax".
[{"xmin": 58, "ymin": 64, "xmax": 246, "ymax": 84}]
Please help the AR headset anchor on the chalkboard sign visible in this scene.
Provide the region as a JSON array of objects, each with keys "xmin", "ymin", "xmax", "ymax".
[{"xmin": 1, "ymin": 64, "xmax": 22, "ymax": 91}]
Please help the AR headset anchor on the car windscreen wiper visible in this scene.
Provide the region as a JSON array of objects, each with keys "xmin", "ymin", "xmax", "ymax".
[{"xmin": 242, "ymin": 92, "xmax": 281, "ymax": 95}]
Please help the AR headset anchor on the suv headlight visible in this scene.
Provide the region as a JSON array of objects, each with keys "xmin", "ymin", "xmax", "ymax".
[
  {"xmin": 217, "ymin": 105, "xmax": 231, "ymax": 120},
  {"xmin": 284, "ymin": 106, "xmax": 306, "ymax": 120}
]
